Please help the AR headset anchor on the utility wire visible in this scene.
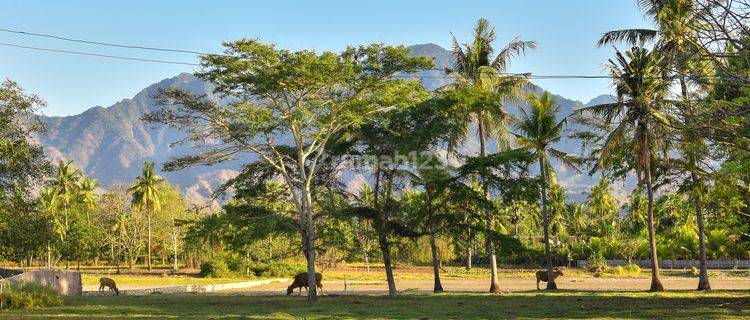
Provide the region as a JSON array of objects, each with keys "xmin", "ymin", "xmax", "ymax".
[
  {"xmin": 0, "ymin": 27, "xmax": 696, "ymax": 78},
  {"xmin": 0, "ymin": 42, "xmax": 201, "ymax": 66},
  {"xmin": 0, "ymin": 27, "xmax": 215, "ymax": 56},
  {"xmin": 0, "ymin": 29, "xmax": 745, "ymax": 83}
]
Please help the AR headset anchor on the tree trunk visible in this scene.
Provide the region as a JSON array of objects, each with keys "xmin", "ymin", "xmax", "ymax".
[
  {"xmin": 147, "ymin": 210, "xmax": 152, "ymax": 270},
  {"xmin": 47, "ymin": 245, "xmax": 51, "ymax": 270},
  {"xmin": 378, "ymin": 231, "xmax": 397, "ymax": 296},
  {"xmin": 465, "ymin": 219, "xmax": 472, "ymax": 270},
  {"xmin": 644, "ymin": 146, "xmax": 665, "ymax": 292},
  {"xmin": 680, "ymin": 77, "xmax": 710, "ymax": 291},
  {"xmin": 478, "ymin": 117, "xmax": 500, "ymax": 294},
  {"xmin": 302, "ymin": 187, "xmax": 318, "ymax": 302},
  {"xmin": 430, "ymin": 231, "xmax": 444, "ymax": 293},
  {"xmin": 364, "ymin": 250, "xmax": 370, "ymax": 273},
  {"xmin": 539, "ymin": 158, "xmax": 557, "ymax": 290},
  {"xmin": 692, "ymin": 170, "xmax": 711, "ymax": 290},
  {"xmin": 173, "ymin": 235, "xmax": 179, "ymax": 272}
]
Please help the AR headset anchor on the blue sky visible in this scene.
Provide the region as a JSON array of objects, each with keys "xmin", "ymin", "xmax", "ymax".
[{"xmin": 0, "ymin": 1, "xmax": 652, "ymax": 116}]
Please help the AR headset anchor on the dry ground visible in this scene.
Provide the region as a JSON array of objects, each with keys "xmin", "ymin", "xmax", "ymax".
[{"xmin": 231, "ymin": 276, "xmax": 750, "ymax": 295}]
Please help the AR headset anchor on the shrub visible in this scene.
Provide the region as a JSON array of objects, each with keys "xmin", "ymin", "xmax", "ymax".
[
  {"xmin": 199, "ymin": 259, "xmax": 232, "ymax": 278},
  {"xmin": 585, "ymin": 254, "xmax": 607, "ymax": 273},
  {"xmin": 0, "ymin": 281, "xmax": 63, "ymax": 309},
  {"xmin": 624, "ymin": 263, "xmax": 641, "ymax": 273},
  {"xmin": 606, "ymin": 263, "xmax": 641, "ymax": 276},
  {"xmin": 691, "ymin": 266, "xmax": 700, "ymax": 277}
]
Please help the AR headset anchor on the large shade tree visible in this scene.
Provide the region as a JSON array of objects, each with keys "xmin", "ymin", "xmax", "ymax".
[
  {"xmin": 513, "ymin": 91, "xmax": 579, "ymax": 290},
  {"xmin": 129, "ymin": 161, "xmax": 164, "ymax": 271},
  {"xmin": 0, "ymin": 80, "xmax": 51, "ymax": 267},
  {"xmin": 446, "ymin": 18, "xmax": 537, "ymax": 293},
  {"xmin": 144, "ymin": 40, "xmax": 432, "ymax": 302}
]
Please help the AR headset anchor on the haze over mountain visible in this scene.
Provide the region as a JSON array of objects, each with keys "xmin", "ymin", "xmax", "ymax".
[{"xmin": 36, "ymin": 44, "xmax": 620, "ymax": 205}]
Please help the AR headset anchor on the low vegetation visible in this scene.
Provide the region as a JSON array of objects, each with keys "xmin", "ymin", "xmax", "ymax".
[{"xmin": 0, "ymin": 282, "xmax": 63, "ymax": 310}]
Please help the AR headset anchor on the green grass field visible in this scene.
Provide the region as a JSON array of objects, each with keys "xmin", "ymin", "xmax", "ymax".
[{"xmin": 4, "ymin": 291, "xmax": 750, "ymax": 319}]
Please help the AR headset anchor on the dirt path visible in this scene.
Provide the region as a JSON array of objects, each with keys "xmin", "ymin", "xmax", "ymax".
[{"xmin": 223, "ymin": 277, "xmax": 750, "ymax": 295}]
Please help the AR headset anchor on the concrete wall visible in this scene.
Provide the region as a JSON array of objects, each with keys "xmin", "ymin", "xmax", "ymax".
[
  {"xmin": 4, "ymin": 269, "xmax": 82, "ymax": 296},
  {"xmin": 84, "ymin": 278, "xmax": 288, "ymax": 296},
  {"xmin": 577, "ymin": 259, "xmax": 750, "ymax": 269},
  {"xmin": 0, "ymin": 268, "xmax": 23, "ymax": 279}
]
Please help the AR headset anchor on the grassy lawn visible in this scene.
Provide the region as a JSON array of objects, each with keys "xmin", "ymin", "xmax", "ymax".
[{"xmin": 4, "ymin": 291, "xmax": 750, "ymax": 319}]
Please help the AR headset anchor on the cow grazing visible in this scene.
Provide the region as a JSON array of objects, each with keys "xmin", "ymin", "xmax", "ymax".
[
  {"xmin": 286, "ymin": 272, "xmax": 323, "ymax": 295},
  {"xmin": 99, "ymin": 277, "xmax": 120, "ymax": 296},
  {"xmin": 536, "ymin": 268, "xmax": 564, "ymax": 290}
]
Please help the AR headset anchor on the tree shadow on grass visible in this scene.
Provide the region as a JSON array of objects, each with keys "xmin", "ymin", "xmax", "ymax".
[{"xmin": 7, "ymin": 291, "xmax": 750, "ymax": 319}]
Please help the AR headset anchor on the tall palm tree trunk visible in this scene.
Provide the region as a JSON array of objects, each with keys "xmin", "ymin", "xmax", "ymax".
[
  {"xmin": 692, "ymin": 170, "xmax": 711, "ymax": 290},
  {"xmin": 539, "ymin": 158, "xmax": 556, "ymax": 290},
  {"xmin": 680, "ymin": 77, "xmax": 711, "ymax": 291},
  {"xmin": 479, "ymin": 118, "xmax": 500, "ymax": 293},
  {"xmin": 147, "ymin": 210, "xmax": 152, "ymax": 270},
  {"xmin": 644, "ymin": 144, "xmax": 665, "ymax": 292}
]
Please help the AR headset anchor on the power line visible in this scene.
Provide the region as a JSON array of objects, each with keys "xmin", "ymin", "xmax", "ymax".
[
  {"xmin": 0, "ymin": 27, "xmax": 635, "ymax": 76},
  {"xmin": 0, "ymin": 31, "xmax": 744, "ymax": 83},
  {"xmin": 0, "ymin": 42, "xmax": 201, "ymax": 66},
  {"xmin": 0, "ymin": 27, "xmax": 215, "ymax": 56}
]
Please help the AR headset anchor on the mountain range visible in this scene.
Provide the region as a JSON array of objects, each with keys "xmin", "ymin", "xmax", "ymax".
[{"xmin": 35, "ymin": 44, "xmax": 619, "ymax": 205}]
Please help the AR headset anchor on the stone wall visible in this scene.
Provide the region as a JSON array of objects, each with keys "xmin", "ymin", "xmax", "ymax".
[
  {"xmin": 3, "ymin": 269, "xmax": 82, "ymax": 296},
  {"xmin": 577, "ymin": 259, "xmax": 750, "ymax": 269},
  {"xmin": 0, "ymin": 268, "xmax": 23, "ymax": 279},
  {"xmin": 84, "ymin": 278, "xmax": 288, "ymax": 296}
]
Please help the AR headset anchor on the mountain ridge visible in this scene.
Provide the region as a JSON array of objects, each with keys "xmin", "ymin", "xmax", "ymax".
[{"xmin": 36, "ymin": 44, "xmax": 617, "ymax": 204}]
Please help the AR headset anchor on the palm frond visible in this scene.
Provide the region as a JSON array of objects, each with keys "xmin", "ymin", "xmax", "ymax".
[
  {"xmin": 597, "ymin": 29, "xmax": 659, "ymax": 47},
  {"xmin": 491, "ymin": 37, "xmax": 539, "ymax": 71},
  {"xmin": 548, "ymin": 147, "xmax": 582, "ymax": 174}
]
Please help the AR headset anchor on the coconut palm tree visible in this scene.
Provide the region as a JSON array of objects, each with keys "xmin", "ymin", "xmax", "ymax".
[
  {"xmin": 40, "ymin": 187, "xmax": 58, "ymax": 269},
  {"xmin": 128, "ymin": 162, "xmax": 164, "ymax": 270},
  {"xmin": 78, "ymin": 177, "xmax": 100, "ymax": 213},
  {"xmin": 514, "ymin": 91, "xmax": 579, "ymax": 290},
  {"xmin": 46, "ymin": 160, "xmax": 82, "ymax": 269},
  {"xmin": 446, "ymin": 17, "xmax": 537, "ymax": 294},
  {"xmin": 599, "ymin": 0, "xmax": 712, "ymax": 290},
  {"xmin": 47, "ymin": 160, "xmax": 81, "ymax": 230},
  {"xmin": 575, "ymin": 46, "xmax": 671, "ymax": 292}
]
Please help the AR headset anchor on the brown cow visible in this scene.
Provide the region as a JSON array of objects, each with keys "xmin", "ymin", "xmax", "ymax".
[
  {"xmin": 536, "ymin": 268, "xmax": 564, "ymax": 290},
  {"xmin": 99, "ymin": 277, "xmax": 120, "ymax": 296},
  {"xmin": 286, "ymin": 272, "xmax": 323, "ymax": 295}
]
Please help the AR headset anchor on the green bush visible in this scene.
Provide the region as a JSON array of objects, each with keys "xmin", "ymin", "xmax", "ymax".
[
  {"xmin": 624, "ymin": 263, "xmax": 641, "ymax": 273},
  {"xmin": 691, "ymin": 266, "xmax": 700, "ymax": 277},
  {"xmin": 199, "ymin": 259, "xmax": 233, "ymax": 278},
  {"xmin": 248, "ymin": 262, "xmax": 306, "ymax": 278},
  {"xmin": 606, "ymin": 263, "xmax": 641, "ymax": 276},
  {"xmin": 0, "ymin": 282, "xmax": 63, "ymax": 309}
]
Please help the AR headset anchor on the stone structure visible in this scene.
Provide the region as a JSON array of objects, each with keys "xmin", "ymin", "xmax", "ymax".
[{"xmin": 0, "ymin": 268, "xmax": 82, "ymax": 296}]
